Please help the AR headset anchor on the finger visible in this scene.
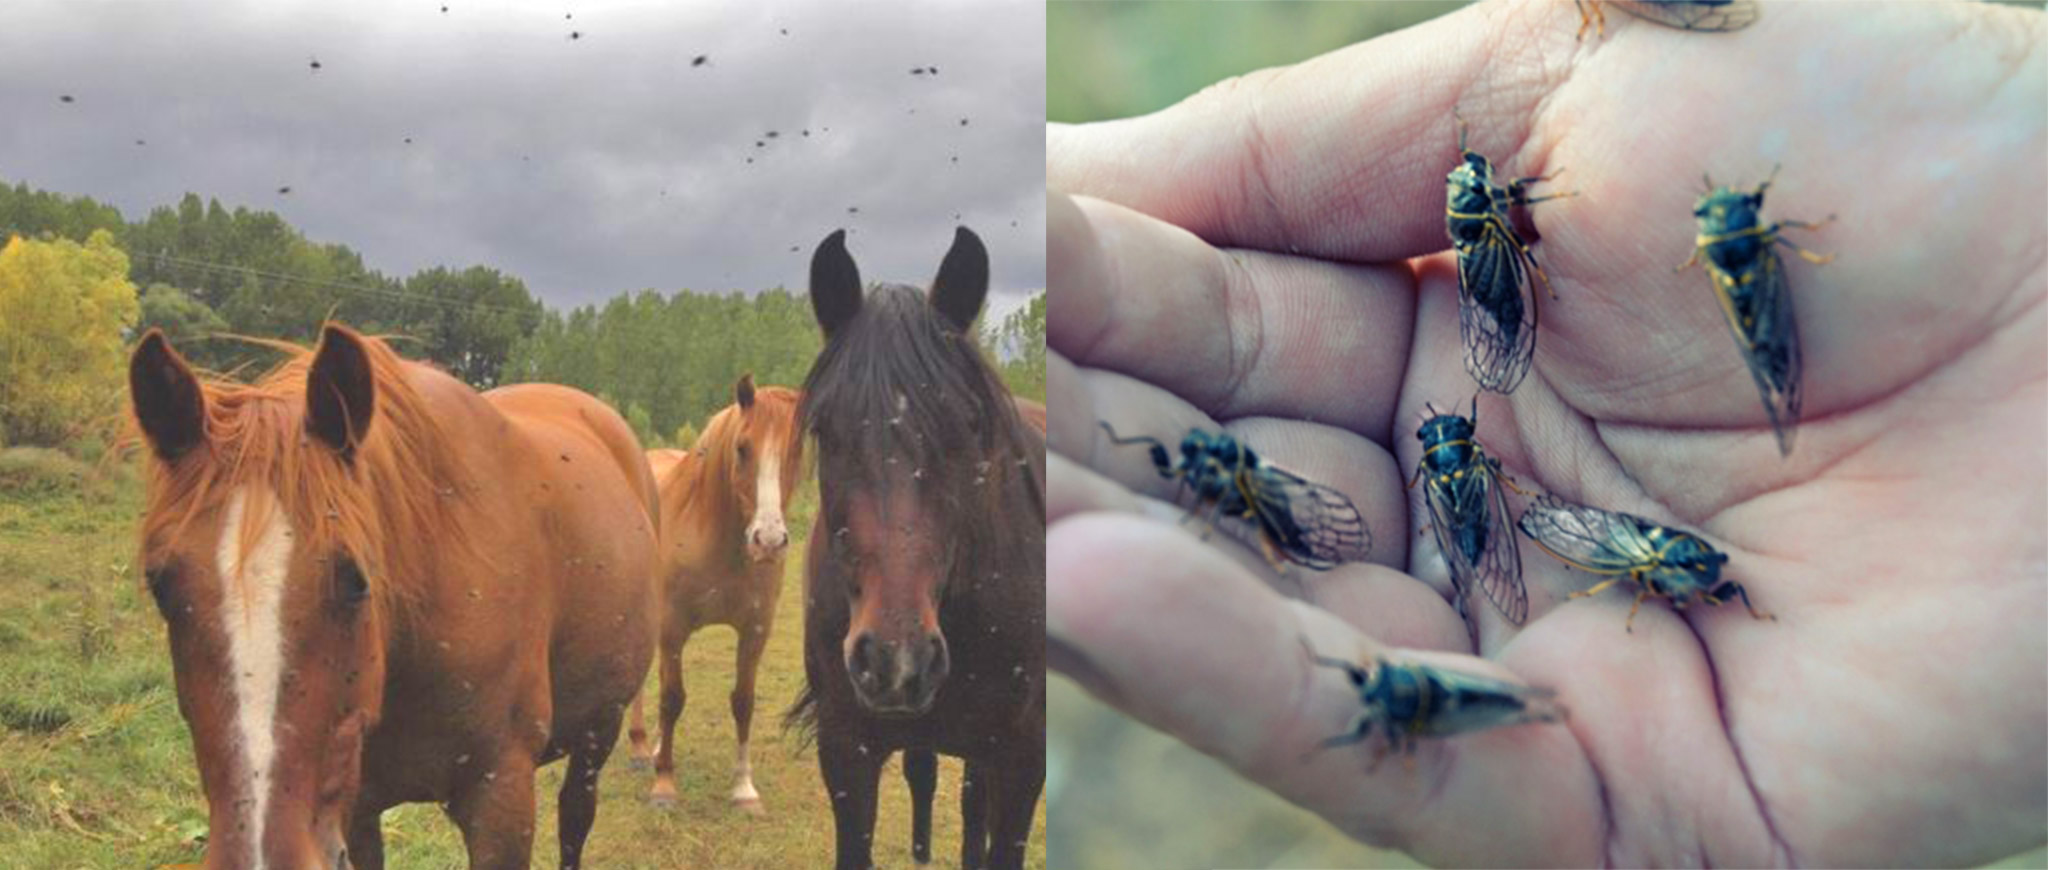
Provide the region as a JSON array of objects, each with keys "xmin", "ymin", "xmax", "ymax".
[
  {"xmin": 1073, "ymin": 365, "xmax": 1409, "ymax": 570},
  {"xmin": 1046, "ymin": 0, "xmax": 1571, "ymax": 263},
  {"xmin": 1047, "ymin": 512, "xmax": 1604, "ymax": 866},
  {"xmin": 1048, "ymin": 190, "xmax": 1414, "ymax": 441}
]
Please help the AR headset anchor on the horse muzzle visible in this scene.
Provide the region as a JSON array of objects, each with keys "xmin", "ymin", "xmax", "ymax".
[{"xmin": 845, "ymin": 631, "xmax": 949, "ymax": 716}]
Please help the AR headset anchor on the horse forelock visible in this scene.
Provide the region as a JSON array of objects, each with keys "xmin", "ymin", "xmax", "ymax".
[{"xmin": 136, "ymin": 334, "xmax": 484, "ymax": 626}]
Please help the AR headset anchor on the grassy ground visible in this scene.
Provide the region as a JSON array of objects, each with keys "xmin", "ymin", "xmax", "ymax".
[{"xmin": 0, "ymin": 466, "xmax": 1044, "ymax": 868}]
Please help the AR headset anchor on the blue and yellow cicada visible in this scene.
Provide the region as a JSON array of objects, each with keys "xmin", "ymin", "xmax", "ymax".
[
  {"xmin": 1575, "ymin": 0, "xmax": 1761, "ymax": 39},
  {"xmin": 1680, "ymin": 166, "xmax": 1834, "ymax": 456},
  {"xmin": 1411, "ymin": 400, "xmax": 1528, "ymax": 626},
  {"xmin": 1446, "ymin": 110, "xmax": 1571, "ymax": 394},
  {"xmin": 1517, "ymin": 494, "xmax": 1774, "ymax": 633},
  {"xmin": 1101, "ymin": 423, "xmax": 1372, "ymax": 572},
  {"xmin": 1300, "ymin": 637, "xmax": 1566, "ymax": 765}
]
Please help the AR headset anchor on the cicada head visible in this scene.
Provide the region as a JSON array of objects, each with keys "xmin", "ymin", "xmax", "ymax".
[
  {"xmin": 1445, "ymin": 154, "xmax": 1495, "ymax": 216},
  {"xmin": 1415, "ymin": 412, "xmax": 1475, "ymax": 451}
]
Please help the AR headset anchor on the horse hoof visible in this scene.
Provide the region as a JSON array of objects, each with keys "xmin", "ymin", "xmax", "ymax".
[
  {"xmin": 733, "ymin": 796, "xmax": 766, "ymax": 817},
  {"xmin": 626, "ymin": 756, "xmax": 651, "ymax": 772},
  {"xmin": 649, "ymin": 792, "xmax": 677, "ymax": 809}
]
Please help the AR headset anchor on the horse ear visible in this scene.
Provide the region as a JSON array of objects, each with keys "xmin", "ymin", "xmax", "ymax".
[
  {"xmin": 809, "ymin": 229, "xmax": 861, "ymax": 340},
  {"xmin": 735, "ymin": 373, "xmax": 756, "ymax": 410},
  {"xmin": 930, "ymin": 226, "xmax": 988, "ymax": 334},
  {"xmin": 129, "ymin": 329, "xmax": 207, "ymax": 461},
  {"xmin": 305, "ymin": 324, "xmax": 377, "ymax": 462}
]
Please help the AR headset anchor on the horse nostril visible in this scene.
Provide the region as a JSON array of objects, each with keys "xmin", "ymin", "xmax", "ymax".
[
  {"xmin": 926, "ymin": 636, "xmax": 949, "ymax": 681},
  {"xmin": 849, "ymin": 634, "xmax": 877, "ymax": 684}
]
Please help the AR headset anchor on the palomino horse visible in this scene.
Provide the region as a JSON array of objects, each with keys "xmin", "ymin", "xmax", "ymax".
[
  {"xmin": 128, "ymin": 325, "xmax": 658, "ymax": 869},
  {"xmin": 623, "ymin": 373, "xmax": 805, "ymax": 813},
  {"xmin": 787, "ymin": 228, "xmax": 1046, "ymax": 870}
]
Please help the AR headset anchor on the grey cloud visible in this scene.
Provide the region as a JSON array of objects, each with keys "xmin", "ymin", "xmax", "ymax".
[{"xmin": 0, "ymin": 0, "xmax": 1046, "ymax": 315}]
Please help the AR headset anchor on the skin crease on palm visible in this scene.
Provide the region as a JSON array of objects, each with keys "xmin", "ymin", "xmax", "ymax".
[{"xmin": 1043, "ymin": 1, "xmax": 2046, "ymax": 867}]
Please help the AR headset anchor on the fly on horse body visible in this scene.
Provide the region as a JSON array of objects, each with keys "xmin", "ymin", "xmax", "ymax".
[
  {"xmin": 128, "ymin": 325, "xmax": 659, "ymax": 870},
  {"xmin": 788, "ymin": 227, "xmax": 1046, "ymax": 870},
  {"xmin": 624, "ymin": 374, "xmax": 805, "ymax": 813}
]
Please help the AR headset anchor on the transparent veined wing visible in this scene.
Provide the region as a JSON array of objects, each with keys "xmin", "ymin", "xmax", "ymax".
[
  {"xmin": 1613, "ymin": 0, "xmax": 1760, "ymax": 33},
  {"xmin": 1242, "ymin": 464, "xmax": 1372, "ymax": 570},
  {"xmin": 1455, "ymin": 219, "xmax": 1540, "ymax": 394},
  {"xmin": 1516, "ymin": 495, "xmax": 1658, "ymax": 574},
  {"xmin": 1421, "ymin": 460, "xmax": 1527, "ymax": 625}
]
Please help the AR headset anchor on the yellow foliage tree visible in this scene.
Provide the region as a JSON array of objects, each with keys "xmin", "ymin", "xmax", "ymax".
[{"xmin": 0, "ymin": 231, "xmax": 140, "ymax": 446}]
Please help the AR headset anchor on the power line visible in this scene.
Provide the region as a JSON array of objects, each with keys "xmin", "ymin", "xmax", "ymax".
[{"xmin": 132, "ymin": 250, "xmax": 542, "ymax": 317}]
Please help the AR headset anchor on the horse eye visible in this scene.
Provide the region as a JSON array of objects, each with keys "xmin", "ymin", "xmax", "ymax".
[
  {"xmin": 736, "ymin": 442, "xmax": 752, "ymax": 462},
  {"xmin": 334, "ymin": 558, "xmax": 369, "ymax": 608},
  {"xmin": 145, "ymin": 567, "xmax": 178, "ymax": 619}
]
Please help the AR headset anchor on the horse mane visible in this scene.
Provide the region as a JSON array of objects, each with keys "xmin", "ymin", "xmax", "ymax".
[
  {"xmin": 136, "ymin": 331, "xmax": 488, "ymax": 627},
  {"xmin": 784, "ymin": 284, "xmax": 1045, "ymax": 744},
  {"xmin": 664, "ymin": 385, "xmax": 804, "ymax": 519}
]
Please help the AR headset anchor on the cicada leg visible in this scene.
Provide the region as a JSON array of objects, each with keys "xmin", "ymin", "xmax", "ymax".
[
  {"xmin": 1772, "ymin": 216, "xmax": 1838, "ymax": 264},
  {"xmin": 1568, "ymin": 577, "xmax": 1627, "ymax": 601},
  {"xmin": 1623, "ymin": 586, "xmax": 1652, "ymax": 634},
  {"xmin": 1494, "ymin": 462, "xmax": 1536, "ymax": 497},
  {"xmin": 1574, "ymin": 0, "xmax": 1607, "ymax": 40},
  {"xmin": 1731, "ymin": 585, "xmax": 1778, "ymax": 623},
  {"xmin": 1677, "ymin": 242, "xmax": 1707, "ymax": 273}
]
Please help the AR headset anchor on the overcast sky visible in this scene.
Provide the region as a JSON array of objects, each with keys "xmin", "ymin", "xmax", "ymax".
[{"xmin": 0, "ymin": 0, "xmax": 1046, "ymax": 320}]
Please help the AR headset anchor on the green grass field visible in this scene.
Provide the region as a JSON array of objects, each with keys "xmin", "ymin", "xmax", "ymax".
[{"xmin": 0, "ymin": 462, "xmax": 1044, "ymax": 868}]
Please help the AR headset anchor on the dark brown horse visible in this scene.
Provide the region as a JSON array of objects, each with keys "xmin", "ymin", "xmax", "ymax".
[
  {"xmin": 129, "ymin": 325, "xmax": 659, "ymax": 869},
  {"xmin": 623, "ymin": 374, "xmax": 806, "ymax": 813},
  {"xmin": 788, "ymin": 228, "xmax": 1046, "ymax": 870}
]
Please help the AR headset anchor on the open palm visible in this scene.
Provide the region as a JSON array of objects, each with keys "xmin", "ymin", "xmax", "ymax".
[{"xmin": 1045, "ymin": 2, "xmax": 2046, "ymax": 866}]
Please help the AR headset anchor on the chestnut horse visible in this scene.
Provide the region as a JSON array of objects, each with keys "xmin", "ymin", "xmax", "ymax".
[
  {"xmin": 787, "ymin": 228, "xmax": 1046, "ymax": 870},
  {"xmin": 623, "ymin": 374, "xmax": 805, "ymax": 813},
  {"xmin": 128, "ymin": 325, "xmax": 658, "ymax": 869}
]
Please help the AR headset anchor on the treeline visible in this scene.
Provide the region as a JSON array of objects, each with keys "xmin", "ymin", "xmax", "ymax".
[
  {"xmin": 0, "ymin": 178, "xmax": 1045, "ymax": 450},
  {"xmin": 506, "ymin": 287, "xmax": 1047, "ymax": 447},
  {"xmin": 0, "ymin": 180, "xmax": 542, "ymax": 385}
]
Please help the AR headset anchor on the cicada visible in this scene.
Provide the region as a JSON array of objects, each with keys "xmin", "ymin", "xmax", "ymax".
[
  {"xmin": 1680, "ymin": 166, "xmax": 1834, "ymax": 456},
  {"xmin": 1100, "ymin": 423, "xmax": 1371, "ymax": 572},
  {"xmin": 1411, "ymin": 399, "xmax": 1527, "ymax": 626},
  {"xmin": 1446, "ymin": 110, "xmax": 1570, "ymax": 394},
  {"xmin": 1300, "ymin": 637, "xmax": 1566, "ymax": 764},
  {"xmin": 1575, "ymin": 0, "xmax": 1761, "ymax": 39},
  {"xmin": 1517, "ymin": 494, "xmax": 1774, "ymax": 632}
]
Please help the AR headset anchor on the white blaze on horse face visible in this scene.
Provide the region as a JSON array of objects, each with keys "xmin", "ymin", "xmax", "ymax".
[
  {"xmin": 215, "ymin": 486, "xmax": 293, "ymax": 870},
  {"xmin": 747, "ymin": 452, "xmax": 787, "ymax": 559}
]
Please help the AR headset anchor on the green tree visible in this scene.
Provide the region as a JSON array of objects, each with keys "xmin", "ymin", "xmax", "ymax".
[
  {"xmin": 0, "ymin": 231, "xmax": 140, "ymax": 445},
  {"xmin": 134, "ymin": 283, "xmax": 232, "ymax": 372}
]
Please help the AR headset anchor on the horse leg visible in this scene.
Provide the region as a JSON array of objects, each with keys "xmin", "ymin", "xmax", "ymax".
[
  {"xmin": 818, "ymin": 729, "xmax": 887, "ymax": 870},
  {"xmin": 729, "ymin": 619, "xmax": 772, "ymax": 814},
  {"xmin": 902, "ymin": 747, "xmax": 937, "ymax": 865},
  {"xmin": 557, "ymin": 710, "xmax": 625, "ymax": 870},
  {"xmin": 649, "ymin": 623, "xmax": 693, "ymax": 808},
  {"xmin": 344, "ymin": 806, "xmax": 385, "ymax": 870},
  {"xmin": 625, "ymin": 691, "xmax": 651, "ymax": 771},
  {"xmin": 446, "ymin": 752, "xmax": 540, "ymax": 870},
  {"xmin": 959, "ymin": 759, "xmax": 989, "ymax": 870},
  {"xmin": 983, "ymin": 748, "xmax": 1045, "ymax": 870}
]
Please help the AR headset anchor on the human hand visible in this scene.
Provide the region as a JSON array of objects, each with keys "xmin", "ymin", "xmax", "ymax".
[{"xmin": 1045, "ymin": 1, "xmax": 2047, "ymax": 866}]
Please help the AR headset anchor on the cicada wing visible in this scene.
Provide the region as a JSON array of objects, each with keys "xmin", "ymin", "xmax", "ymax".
[
  {"xmin": 1707, "ymin": 248, "xmax": 1803, "ymax": 456},
  {"xmin": 1421, "ymin": 464, "xmax": 1528, "ymax": 625},
  {"xmin": 1456, "ymin": 222, "xmax": 1540, "ymax": 394},
  {"xmin": 1612, "ymin": 0, "xmax": 1759, "ymax": 32},
  {"xmin": 1745, "ymin": 250, "xmax": 1802, "ymax": 455},
  {"xmin": 1245, "ymin": 464, "xmax": 1372, "ymax": 570},
  {"xmin": 1516, "ymin": 495, "xmax": 1659, "ymax": 574},
  {"xmin": 1476, "ymin": 462, "xmax": 1529, "ymax": 624},
  {"xmin": 1412, "ymin": 663, "xmax": 1568, "ymax": 737}
]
